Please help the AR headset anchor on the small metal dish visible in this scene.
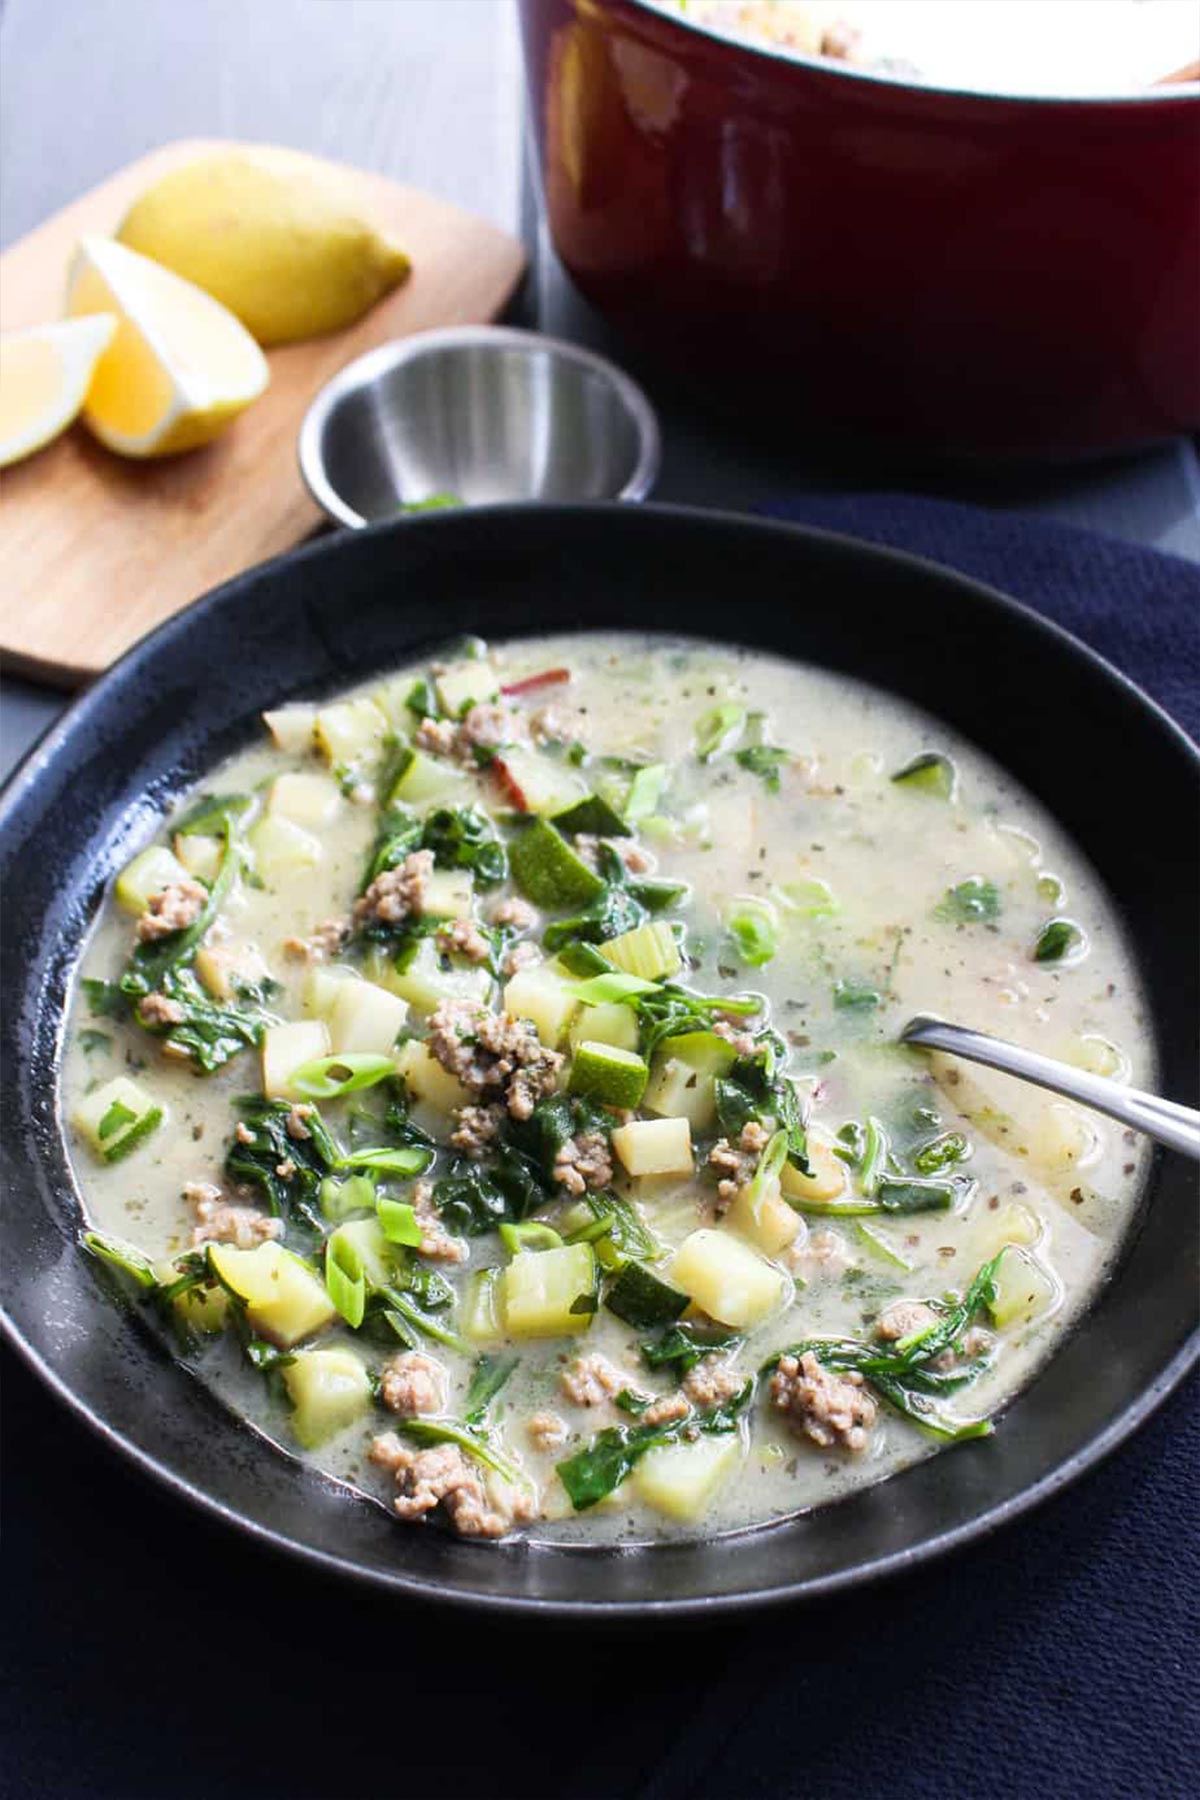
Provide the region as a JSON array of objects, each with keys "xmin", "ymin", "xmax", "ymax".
[{"xmin": 298, "ymin": 325, "xmax": 661, "ymax": 528}]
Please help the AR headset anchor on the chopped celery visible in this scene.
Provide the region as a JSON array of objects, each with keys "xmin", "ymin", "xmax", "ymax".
[
  {"xmin": 603, "ymin": 921, "xmax": 681, "ymax": 981},
  {"xmin": 499, "ymin": 1221, "xmax": 564, "ymax": 1255},
  {"xmin": 508, "ymin": 819, "xmax": 604, "ymax": 909},
  {"xmin": 377, "ymin": 1197, "xmax": 423, "ymax": 1246},
  {"xmin": 319, "ymin": 1173, "xmax": 376, "ymax": 1221},
  {"xmin": 327, "ymin": 1217, "xmax": 402, "ymax": 1291},
  {"xmin": 568, "ymin": 1040, "xmax": 649, "ymax": 1108},
  {"xmin": 464, "ymin": 1268, "xmax": 502, "ymax": 1342}
]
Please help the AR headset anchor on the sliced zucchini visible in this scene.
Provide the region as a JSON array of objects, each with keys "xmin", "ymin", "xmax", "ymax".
[
  {"xmin": 114, "ymin": 844, "xmax": 190, "ymax": 915},
  {"xmin": 74, "ymin": 1076, "xmax": 163, "ymax": 1163},
  {"xmin": 569, "ymin": 1041, "xmax": 649, "ymax": 1109},
  {"xmin": 569, "ymin": 1001, "xmax": 639, "ymax": 1055},
  {"xmin": 388, "ymin": 748, "xmax": 474, "ymax": 810},
  {"xmin": 495, "ymin": 745, "xmax": 588, "ymax": 816},
  {"xmin": 509, "ymin": 819, "xmax": 604, "ymax": 909},
  {"xmin": 208, "ymin": 1241, "xmax": 336, "ymax": 1347},
  {"xmin": 369, "ymin": 938, "xmax": 491, "ymax": 1014},
  {"xmin": 283, "ymin": 1346, "xmax": 372, "ymax": 1447},
  {"xmin": 502, "ymin": 1243, "xmax": 596, "ymax": 1338},
  {"xmin": 987, "ymin": 1245, "xmax": 1059, "ymax": 1329},
  {"xmin": 891, "ymin": 752, "xmax": 957, "ymax": 798}
]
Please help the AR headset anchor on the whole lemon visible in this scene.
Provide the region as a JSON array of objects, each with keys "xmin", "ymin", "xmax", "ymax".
[{"xmin": 116, "ymin": 147, "xmax": 411, "ymax": 345}]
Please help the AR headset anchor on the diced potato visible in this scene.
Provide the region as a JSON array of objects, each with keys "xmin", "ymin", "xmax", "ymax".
[
  {"xmin": 643, "ymin": 1057, "xmax": 717, "ymax": 1132},
  {"xmin": 502, "ymin": 1244, "xmax": 596, "ymax": 1338},
  {"xmin": 313, "ymin": 698, "xmax": 388, "ymax": 768},
  {"xmin": 114, "ymin": 844, "xmax": 189, "ymax": 914},
  {"xmin": 267, "ymin": 771, "xmax": 343, "ymax": 830},
  {"xmin": 726, "ymin": 1176, "xmax": 801, "ymax": 1256},
  {"xmin": 173, "ymin": 831, "xmax": 223, "ymax": 883},
  {"xmin": 208, "ymin": 1241, "xmax": 336, "ymax": 1346},
  {"xmin": 302, "ymin": 965, "xmax": 360, "ymax": 1019},
  {"xmin": 504, "ymin": 963, "xmax": 580, "ymax": 1047},
  {"xmin": 371, "ymin": 938, "xmax": 491, "ymax": 1014},
  {"xmin": 417, "ymin": 869, "xmax": 474, "ymax": 919},
  {"xmin": 395, "ymin": 1039, "xmax": 472, "ymax": 1129},
  {"xmin": 971, "ymin": 1200, "xmax": 1043, "ymax": 1263},
  {"xmin": 329, "ymin": 979, "xmax": 408, "ymax": 1057},
  {"xmin": 262, "ymin": 1019, "xmax": 330, "ymax": 1100},
  {"xmin": 263, "ymin": 706, "xmax": 317, "ymax": 755},
  {"xmin": 1036, "ymin": 1103, "xmax": 1102, "ymax": 1172},
  {"xmin": 248, "ymin": 814, "xmax": 322, "ymax": 880},
  {"xmin": 671, "ymin": 1228, "xmax": 788, "ymax": 1329},
  {"xmin": 435, "ymin": 659, "xmax": 500, "ymax": 717},
  {"xmin": 634, "ymin": 1431, "xmax": 744, "ymax": 1522},
  {"xmin": 195, "ymin": 941, "xmax": 269, "ymax": 1001},
  {"xmin": 73, "ymin": 1076, "xmax": 162, "ymax": 1162},
  {"xmin": 389, "ymin": 749, "xmax": 474, "ymax": 810},
  {"xmin": 569, "ymin": 1001, "xmax": 639, "ymax": 1054},
  {"xmin": 611, "ymin": 1116, "xmax": 693, "ymax": 1179},
  {"xmin": 780, "ymin": 1136, "xmax": 847, "ymax": 1204},
  {"xmin": 493, "ymin": 745, "xmax": 587, "ymax": 816},
  {"xmin": 987, "ymin": 1245, "xmax": 1059, "ymax": 1329},
  {"xmin": 282, "ymin": 1346, "xmax": 372, "ymax": 1447}
]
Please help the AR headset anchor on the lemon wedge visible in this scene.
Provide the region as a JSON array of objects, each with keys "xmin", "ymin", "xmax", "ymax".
[
  {"xmin": 0, "ymin": 316, "xmax": 117, "ymax": 468},
  {"xmin": 65, "ymin": 236, "xmax": 269, "ymax": 457},
  {"xmin": 115, "ymin": 147, "xmax": 410, "ymax": 345}
]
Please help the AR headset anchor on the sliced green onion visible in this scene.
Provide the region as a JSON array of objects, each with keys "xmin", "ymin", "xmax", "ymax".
[
  {"xmin": 858, "ymin": 1116, "xmax": 890, "ymax": 1198},
  {"xmin": 773, "ymin": 877, "xmax": 839, "ymax": 919},
  {"xmin": 853, "ymin": 1221, "xmax": 913, "ymax": 1271},
  {"xmin": 564, "ymin": 971, "xmax": 656, "ymax": 1006},
  {"xmin": 694, "ymin": 703, "xmax": 745, "ymax": 761},
  {"xmin": 378, "ymin": 1286, "xmax": 470, "ymax": 1355},
  {"xmin": 747, "ymin": 1128, "xmax": 789, "ymax": 1207},
  {"xmin": 98, "ymin": 1099, "xmax": 137, "ymax": 1141},
  {"xmin": 625, "ymin": 763, "xmax": 670, "ymax": 821},
  {"xmin": 499, "ymin": 1221, "xmax": 565, "ymax": 1255},
  {"xmin": 325, "ymin": 1230, "xmax": 366, "ymax": 1328},
  {"xmin": 82, "ymin": 1229, "xmax": 158, "ymax": 1289},
  {"xmin": 891, "ymin": 752, "xmax": 957, "ymax": 798},
  {"xmin": 335, "ymin": 1144, "xmax": 434, "ymax": 1177},
  {"xmin": 377, "ymin": 1197, "xmax": 423, "ymax": 1246},
  {"xmin": 288, "ymin": 1053, "xmax": 397, "ymax": 1099},
  {"xmin": 320, "ymin": 1173, "xmax": 377, "ymax": 1221},
  {"xmin": 1034, "ymin": 918, "xmax": 1087, "ymax": 964}
]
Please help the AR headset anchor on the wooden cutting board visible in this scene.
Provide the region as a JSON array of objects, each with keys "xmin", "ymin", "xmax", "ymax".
[{"xmin": 0, "ymin": 139, "xmax": 526, "ymax": 687}]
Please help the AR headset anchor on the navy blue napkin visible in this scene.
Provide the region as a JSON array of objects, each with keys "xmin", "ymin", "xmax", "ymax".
[{"xmin": 763, "ymin": 491, "xmax": 1200, "ymax": 742}]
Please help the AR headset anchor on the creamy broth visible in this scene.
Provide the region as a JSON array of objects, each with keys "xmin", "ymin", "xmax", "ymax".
[{"xmin": 61, "ymin": 633, "xmax": 1152, "ymax": 1545}]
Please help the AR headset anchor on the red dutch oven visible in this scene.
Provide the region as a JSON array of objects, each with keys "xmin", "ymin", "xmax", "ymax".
[{"xmin": 518, "ymin": 0, "xmax": 1200, "ymax": 458}]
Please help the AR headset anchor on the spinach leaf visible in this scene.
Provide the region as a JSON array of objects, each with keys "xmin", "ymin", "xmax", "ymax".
[
  {"xmin": 833, "ymin": 979, "xmax": 882, "ymax": 1011},
  {"xmin": 464, "ymin": 1352, "xmax": 520, "ymax": 1424},
  {"xmin": 734, "ymin": 744, "xmax": 789, "ymax": 793},
  {"xmin": 542, "ymin": 881, "xmax": 647, "ymax": 952},
  {"xmin": 224, "ymin": 1096, "xmax": 339, "ymax": 1238},
  {"xmin": 135, "ymin": 966, "xmax": 276, "ymax": 1073},
  {"xmin": 432, "ymin": 1144, "xmax": 547, "ymax": 1237},
  {"xmin": 640, "ymin": 1321, "xmax": 742, "ymax": 1381},
  {"xmin": 366, "ymin": 803, "xmax": 507, "ymax": 890}
]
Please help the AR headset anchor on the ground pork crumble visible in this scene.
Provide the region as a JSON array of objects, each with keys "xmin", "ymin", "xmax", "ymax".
[
  {"xmin": 369, "ymin": 1435, "xmax": 535, "ymax": 1538},
  {"xmin": 184, "ymin": 1182, "xmax": 281, "ymax": 1250},
  {"xmin": 415, "ymin": 703, "xmax": 528, "ymax": 763},
  {"xmin": 379, "ymin": 1351, "xmax": 446, "ymax": 1418},
  {"xmin": 708, "ymin": 1119, "xmax": 769, "ymax": 1204},
  {"xmin": 552, "ymin": 1130, "xmax": 614, "ymax": 1195},
  {"xmin": 489, "ymin": 895, "xmax": 539, "ymax": 933},
  {"xmin": 450, "ymin": 1103, "xmax": 505, "ymax": 1158},
  {"xmin": 435, "ymin": 917, "xmax": 491, "ymax": 964},
  {"xmin": 560, "ymin": 1353, "xmax": 626, "ymax": 1408},
  {"xmin": 770, "ymin": 1351, "xmax": 877, "ymax": 1452},
  {"xmin": 136, "ymin": 991, "xmax": 185, "ymax": 1027},
  {"xmin": 502, "ymin": 940, "xmax": 542, "ymax": 976},
  {"xmin": 410, "ymin": 1180, "xmax": 468, "ymax": 1263},
  {"xmin": 787, "ymin": 1226, "xmax": 853, "ymax": 1280},
  {"xmin": 712, "ymin": 1017, "xmax": 757, "ymax": 1058},
  {"xmin": 353, "ymin": 848, "xmax": 434, "ymax": 929},
  {"xmin": 641, "ymin": 1392, "xmax": 690, "ymax": 1427},
  {"xmin": 682, "ymin": 1359, "xmax": 747, "ymax": 1409},
  {"xmin": 136, "ymin": 879, "xmax": 207, "ymax": 943},
  {"xmin": 425, "ymin": 999, "xmax": 562, "ymax": 1121},
  {"xmin": 527, "ymin": 1411, "xmax": 569, "ymax": 1451},
  {"xmin": 282, "ymin": 917, "xmax": 350, "ymax": 963}
]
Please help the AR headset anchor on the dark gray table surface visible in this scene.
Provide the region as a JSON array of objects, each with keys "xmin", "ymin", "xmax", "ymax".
[{"xmin": 2, "ymin": 8, "xmax": 1198, "ymax": 1799}]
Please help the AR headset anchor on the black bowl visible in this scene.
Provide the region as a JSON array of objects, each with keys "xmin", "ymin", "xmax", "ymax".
[{"xmin": 2, "ymin": 505, "xmax": 1196, "ymax": 1618}]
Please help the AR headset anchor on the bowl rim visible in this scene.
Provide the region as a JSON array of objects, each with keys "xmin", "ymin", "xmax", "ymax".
[
  {"xmin": 297, "ymin": 324, "xmax": 663, "ymax": 530},
  {"xmin": 2, "ymin": 501, "xmax": 1196, "ymax": 1619},
  {"xmin": 616, "ymin": 0, "xmax": 1200, "ymax": 108}
]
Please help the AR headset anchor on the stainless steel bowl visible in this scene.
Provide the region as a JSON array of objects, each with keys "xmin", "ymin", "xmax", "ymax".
[{"xmin": 298, "ymin": 325, "xmax": 660, "ymax": 528}]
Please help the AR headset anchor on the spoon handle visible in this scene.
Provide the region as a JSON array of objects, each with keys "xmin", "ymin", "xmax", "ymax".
[{"xmin": 901, "ymin": 1014, "xmax": 1200, "ymax": 1163}]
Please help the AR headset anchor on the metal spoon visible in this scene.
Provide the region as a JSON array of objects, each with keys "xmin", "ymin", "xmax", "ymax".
[{"xmin": 901, "ymin": 1015, "xmax": 1200, "ymax": 1162}]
